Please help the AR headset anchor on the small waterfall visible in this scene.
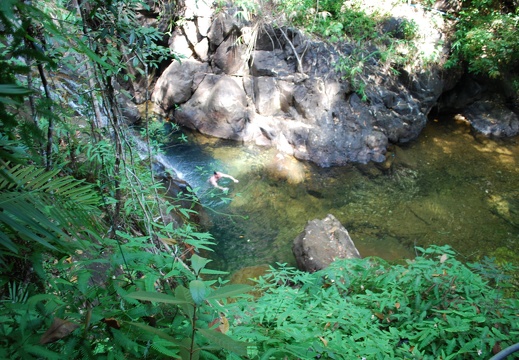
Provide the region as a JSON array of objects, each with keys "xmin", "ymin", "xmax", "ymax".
[{"xmin": 131, "ymin": 135, "xmax": 185, "ymax": 180}]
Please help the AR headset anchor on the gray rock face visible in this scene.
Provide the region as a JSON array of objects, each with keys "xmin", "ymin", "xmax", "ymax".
[
  {"xmin": 144, "ymin": 1, "xmax": 517, "ymax": 166},
  {"xmin": 118, "ymin": 93, "xmax": 141, "ymax": 125},
  {"xmin": 176, "ymin": 75, "xmax": 248, "ymax": 139},
  {"xmin": 464, "ymin": 100, "xmax": 519, "ymax": 137},
  {"xmin": 292, "ymin": 214, "xmax": 361, "ymax": 272},
  {"xmin": 148, "ymin": 1, "xmax": 451, "ymax": 166},
  {"xmin": 437, "ymin": 76, "xmax": 519, "ymax": 137},
  {"xmin": 124, "ymin": 0, "xmax": 519, "ymax": 166},
  {"xmin": 152, "ymin": 60, "xmax": 210, "ymax": 114}
]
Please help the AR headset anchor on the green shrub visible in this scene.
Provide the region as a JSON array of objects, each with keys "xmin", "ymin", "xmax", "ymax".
[
  {"xmin": 447, "ymin": 4, "xmax": 519, "ymax": 79},
  {"xmin": 228, "ymin": 246, "xmax": 518, "ymax": 359}
]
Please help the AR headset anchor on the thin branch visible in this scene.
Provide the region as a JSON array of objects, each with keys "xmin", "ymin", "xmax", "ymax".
[
  {"xmin": 22, "ymin": 11, "xmax": 55, "ymax": 169},
  {"xmin": 34, "ymin": 63, "xmax": 54, "ymax": 170},
  {"xmin": 73, "ymin": 0, "xmax": 105, "ymax": 138},
  {"xmin": 278, "ymin": 26, "xmax": 307, "ymax": 75}
]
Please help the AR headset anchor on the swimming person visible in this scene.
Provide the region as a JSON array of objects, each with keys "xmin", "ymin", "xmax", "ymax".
[{"xmin": 209, "ymin": 171, "xmax": 239, "ymax": 191}]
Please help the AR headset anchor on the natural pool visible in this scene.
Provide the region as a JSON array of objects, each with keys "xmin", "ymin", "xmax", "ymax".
[{"xmin": 163, "ymin": 116, "xmax": 519, "ymax": 273}]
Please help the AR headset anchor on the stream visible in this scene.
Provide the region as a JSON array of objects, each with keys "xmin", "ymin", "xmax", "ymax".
[{"xmin": 161, "ymin": 115, "xmax": 519, "ymax": 274}]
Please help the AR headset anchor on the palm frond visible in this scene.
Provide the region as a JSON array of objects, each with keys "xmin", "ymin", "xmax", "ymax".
[{"xmin": 0, "ymin": 163, "xmax": 102, "ymax": 257}]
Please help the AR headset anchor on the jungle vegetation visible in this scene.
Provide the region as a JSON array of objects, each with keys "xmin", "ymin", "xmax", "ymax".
[{"xmin": 0, "ymin": 0, "xmax": 517, "ymax": 359}]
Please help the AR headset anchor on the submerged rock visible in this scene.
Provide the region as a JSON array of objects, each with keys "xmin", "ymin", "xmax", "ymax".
[
  {"xmin": 292, "ymin": 214, "xmax": 361, "ymax": 272},
  {"xmin": 230, "ymin": 264, "xmax": 270, "ymax": 286},
  {"xmin": 264, "ymin": 153, "xmax": 306, "ymax": 185}
]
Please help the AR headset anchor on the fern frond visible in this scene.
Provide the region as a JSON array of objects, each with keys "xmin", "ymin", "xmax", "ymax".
[
  {"xmin": 111, "ymin": 328, "xmax": 141, "ymax": 355},
  {"xmin": 23, "ymin": 344, "xmax": 62, "ymax": 359},
  {"xmin": 151, "ymin": 337, "xmax": 180, "ymax": 358}
]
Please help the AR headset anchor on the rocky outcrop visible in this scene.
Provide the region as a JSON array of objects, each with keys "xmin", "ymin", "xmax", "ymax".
[
  {"xmin": 292, "ymin": 214, "xmax": 361, "ymax": 272},
  {"xmin": 464, "ymin": 100, "xmax": 519, "ymax": 137},
  {"xmin": 143, "ymin": 0, "xmax": 515, "ymax": 165},
  {"xmin": 147, "ymin": 1, "xmax": 457, "ymax": 167},
  {"xmin": 437, "ymin": 75, "xmax": 519, "ymax": 137}
]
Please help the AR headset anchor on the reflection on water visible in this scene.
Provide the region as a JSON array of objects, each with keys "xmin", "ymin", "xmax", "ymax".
[{"xmin": 164, "ymin": 117, "xmax": 519, "ymax": 273}]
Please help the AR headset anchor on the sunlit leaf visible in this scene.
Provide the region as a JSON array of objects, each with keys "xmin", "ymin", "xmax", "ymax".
[{"xmin": 199, "ymin": 268, "xmax": 228, "ymax": 275}]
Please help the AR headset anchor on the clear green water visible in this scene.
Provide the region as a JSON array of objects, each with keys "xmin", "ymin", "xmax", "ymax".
[{"xmin": 164, "ymin": 116, "xmax": 519, "ymax": 273}]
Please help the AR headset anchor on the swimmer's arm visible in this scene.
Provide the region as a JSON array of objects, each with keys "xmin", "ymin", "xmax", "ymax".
[{"xmin": 219, "ymin": 173, "xmax": 239, "ymax": 183}]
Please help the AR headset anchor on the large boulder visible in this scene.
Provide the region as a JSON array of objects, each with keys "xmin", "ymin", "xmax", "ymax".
[
  {"xmin": 152, "ymin": 59, "xmax": 210, "ymax": 115},
  {"xmin": 212, "ymin": 35, "xmax": 248, "ymax": 75},
  {"xmin": 437, "ymin": 75, "xmax": 519, "ymax": 137},
  {"xmin": 292, "ymin": 214, "xmax": 361, "ymax": 272},
  {"xmin": 464, "ymin": 99, "xmax": 519, "ymax": 137},
  {"xmin": 175, "ymin": 74, "xmax": 248, "ymax": 139}
]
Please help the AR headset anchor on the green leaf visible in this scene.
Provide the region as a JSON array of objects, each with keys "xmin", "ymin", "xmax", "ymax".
[
  {"xmin": 189, "ymin": 280, "xmax": 206, "ymax": 305},
  {"xmin": 27, "ymin": 294, "xmax": 64, "ymax": 310},
  {"xmin": 444, "ymin": 323, "xmax": 471, "ymax": 332},
  {"xmin": 0, "ymin": 231, "xmax": 18, "ymax": 253},
  {"xmin": 180, "ymin": 337, "xmax": 200, "ymax": 360},
  {"xmin": 24, "ymin": 344, "xmax": 62, "ymax": 359},
  {"xmin": 175, "ymin": 286, "xmax": 195, "ymax": 319},
  {"xmin": 125, "ymin": 291, "xmax": 191, "ymax": 305},
  {"xmin": 198, "ymin": 328, "xmax": 250, "ymax": 356},
  {"xmin": 0, "ymin": 84, "xmax": 33, "ymax": 95},
  {"xmin": 199, "ymin": 268, "xmax": 229, "ymax": 275},
  {"xmin": 0, "ymin": 164, "xmax": 101, "ymax": 255},
  {"xmin": 206, "ymin": 284, "xmax": 253, "ymax": 300},
  {"xmin": 125, "ymin": 322, "xmax": 180, "ymax": 344},
  {"xmin": 191, "ymin": 254, "xmax": 211, "ymax": 275}
]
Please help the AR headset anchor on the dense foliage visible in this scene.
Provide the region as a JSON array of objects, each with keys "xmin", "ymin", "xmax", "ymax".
[
  {"xmin": 229, "ymin": 246, "xmax": 518, "ymax": 359},
  {"xmin": 0, "ymin": 0, "xmax": 517, "ymax": 359},
  {"xmin": 447, "ymin": 0, "xmax": 519, "ymax": 82},
  {"xmin": 239, "ymin": 0, "xmax": 519, "ymax": 92}
]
